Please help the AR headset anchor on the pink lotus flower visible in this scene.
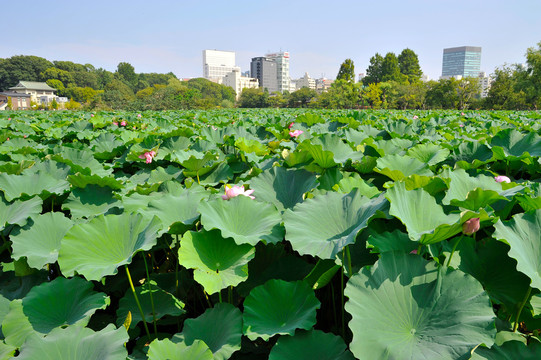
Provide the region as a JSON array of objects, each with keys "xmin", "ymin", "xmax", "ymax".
[
  {"xmin": 459, "ymin": 124, "xmax": 464, "ymax": 127},
  {"xmin": 211, "ymin": 126, "xmax": 218, "ymax": 130},
  {"xmin": 461, "ymin": 112, "xmax": 465, "ymax": 116},
  {"xmin": 112, "ymin": 121, "xmax": 118, "ymax": 126},
  {"xmin": 23, "ymin": 135, "xmax": 27, "ymax": 138},
  {"xmin": 462, "ymin": 218, "xmax": 480, "ymax": 235},
  {"xmin": 6, "ymin": 137, "xmax": 9, "ymax": 141},
  {"xmin": 7, "ymin": 118, "xmax": 11, "ymax": 121},
  {"xmin": 120, "ymin": 120, "xmax": 127, "ymax": 126},
  {"xmin": 91, "ymin": 114, "xmax": 94, "ymax": 117},
  {"xmin": 288, "ymin": 122, "xmax": 295, "ymax": 129},
  {"xmin": 289, "ymin": 130, "xmax": 304, "ymax": 138},
  {"xmin": 413, "ymin": 115, "xmax": 418, "ymax": 119},
  {"xmin": 410, "ymin": 249, "xmax": 418, "ymax": 254},
  {"xmin": 494, "ymin": 175, "xmax": 511, "ymax": 183},
  {"xmin": 139, "ymin": 150, "xmax": 157, "ymax": 164},
  {"xmin": 137, "ymin": 114, "xmax": 142, "ymax": 118},
  {"xmin": 222, "ymin": 185, "xmax": 255, "ymax": 200}
]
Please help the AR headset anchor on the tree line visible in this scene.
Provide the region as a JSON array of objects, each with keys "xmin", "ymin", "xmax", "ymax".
[{"xmin": 1, "ymin": 41, "xmax": 540, "ymax": 110}]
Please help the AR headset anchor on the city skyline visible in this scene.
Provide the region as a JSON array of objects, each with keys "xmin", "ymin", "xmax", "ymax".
[{"xmin": 1, "ymin": 1, "xmax": 539, "ymax": 82}]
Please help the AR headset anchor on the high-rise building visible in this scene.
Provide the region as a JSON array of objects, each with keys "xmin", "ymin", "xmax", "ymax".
[
  {"xmin": 441, "ymin": 46, "xmax": 482, "ymax": 78},
  {"xmin": 250, "ymin": 57, "xmax": 278, "ymax": 93},
  {"xmin": 294, "ymin": 72, "xmax": 316, "ymax": 90},
  {"xmin": 222, "ymin": 69, "xmax": 259, "ymax": 100},
  {"xmin": 202, "ymin": 50, "xmax": 238, "ymax": 83},
  {"xmin": 265, "ymin": 52, "xmax": 290, "ymax": 93}
]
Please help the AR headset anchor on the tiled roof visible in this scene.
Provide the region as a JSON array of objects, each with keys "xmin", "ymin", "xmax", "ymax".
[
  {"xmin": 0, "ymin": 92, "xmax": 31, "ymax": 97},
  {"xmin": 9, "ymin": 81, "xmax": 56, "ymax": 91}
]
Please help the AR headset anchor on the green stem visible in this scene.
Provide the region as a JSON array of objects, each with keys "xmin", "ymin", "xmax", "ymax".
[
  {"xmin": 417, "ymin": 243, "xmax": 422, "ymax": 255},
  {"xmin": 341, "ymin": 265, "xmax": 345, "ymax": 339},
  {"xmin": 196, "ymin": 171, "xmax": 200, "ymax": 185},
  {"xmin": 203, "ymin": 290, "xmax": 212, "ymax": 308},
  {"xmin": 446, "ymin": 235, "xmax": 463, "ymax": 267},
  {"xmin": 345, "ymin": 246, "xmax": 353, "ymax": 277},
  {"xmin": 218, "ymin": 290, "xmax": 222, "ymax": 303},
  {"xmin": 228, "ymin": 286, "xmax": 233, "ymax": 304},
  {"xmin": 175, "ymin": 235, "xmax": 180, "ymax": 297},
  {"xmin": 125, "ymin": 265, "xmax": 151, "ymax": 341},
  {"xmin": 330, "ymin": 281, "xmax": 337, "ymax": 333},
  {"xmin": 142, "ymin": 254, "xmax": 158, "ymax": 337},
  {"xmin": 513, "ymin": 287, "xmax": 532, "ymax": 332}
]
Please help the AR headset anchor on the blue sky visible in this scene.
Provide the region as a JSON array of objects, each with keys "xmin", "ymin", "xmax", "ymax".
[{"xmin": 2, "ymin": 0, "xmax": 540, "ymax": 81}]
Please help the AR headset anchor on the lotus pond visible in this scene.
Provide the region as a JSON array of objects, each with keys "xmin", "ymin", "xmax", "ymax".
[{"xmin": 0, "ymin": 109, "xmax": 540, "ymax": 359}]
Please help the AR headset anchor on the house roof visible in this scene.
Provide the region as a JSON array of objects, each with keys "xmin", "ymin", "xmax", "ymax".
[
  {"xmin": 0, "ymin": 92, "xmax": 31, "ymax": 97},
  {"xmin": 9, "ymin": 81, "xmax": 56, "ymax": 92}
]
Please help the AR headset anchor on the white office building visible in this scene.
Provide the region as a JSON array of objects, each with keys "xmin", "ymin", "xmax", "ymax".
[
  {"xmin": 203, "ymin": 50, "xmax": 238, "ymax": 83},
  {"xmin": 294, "ymin": 72, "xmax": 316, "ymax": 90},
  {"xmin": 265, "ymin": 52, "xmax": 290, "ymax": 93},
  {"xmin": 223, "ymin": 69, "xmax": 259, "ymax": 100}
]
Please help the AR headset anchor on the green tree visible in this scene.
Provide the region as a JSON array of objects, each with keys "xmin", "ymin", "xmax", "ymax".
[
  {"xmin": 46, "ymin": 79, "xmax": 66, "ymax": 92},
  {"xmin": 524, "ymin": 41, "xmax": 541, "ymax": 108},
  {"xmin": 116, "ymin": 62, "xmax": 138, "ymax": 87},
  {"xmin": 363, "ymin": 83, "xmax": 383, "ymax": 108},
  {"xmin": 398, "ymin": 48, "xmax": 423, "ymax": 83},
  {"xmin": 363, "ymin": 53, "xmax": 384, "ymax": 85},
  {"xmin": 336, "ymin": 59, "xmax": 355, "ymax": 83},
  {"xmin": 51, "ymin": 98, "xmax": 58, "ymax": 110},
  {"xmin": 425, "ymin": 79, "xmax": 459, "ymax": 109},
  {"xmin": 53, "ymin": 60, "xmax": 88, "ymax": 73},
  {"xmin": 0, "ymin": 55, "xmax": 53, "ymax": 90},
  {"xmin": 381, "ymin": 53, "xmax": 406, "ymax": 83},
  {"xmin": 484, "ymin": 66, "xmax": 528, "ymax": 109},
  {"xmin": 238, "ymin": 88, "xmax": 269, "ymax": 108},
  {"xmin": 317, "ymin": 80, "xmax": 361, "ymax": 109},
  {"xmin": 456, "ymin": 77, "xmax": 481, "ymax": 110},
  {"xmin": 40, "ymin": 67, "xmax": 74, "ymax": 86},
  {"xmin": 288, "ymin": 87, "xmax": 317, "ymax": 108}
]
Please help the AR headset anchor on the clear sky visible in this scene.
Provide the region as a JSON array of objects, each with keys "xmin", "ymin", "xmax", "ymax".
[{"xmin": 2, "ymin": 0, "xmax": 540, "ymax": 81}]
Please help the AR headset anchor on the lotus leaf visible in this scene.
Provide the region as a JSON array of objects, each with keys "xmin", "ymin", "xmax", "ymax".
[{"xmin": 269, "ymin": 329, "xmax": 355, "ymax": 360}]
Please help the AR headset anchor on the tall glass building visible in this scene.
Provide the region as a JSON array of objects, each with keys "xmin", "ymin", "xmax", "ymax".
[{"xmin": 441, "ymin": 46, "xmax": 481, "ymax": 78}]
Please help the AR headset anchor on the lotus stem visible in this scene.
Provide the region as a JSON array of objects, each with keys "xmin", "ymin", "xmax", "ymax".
[
  {"xmin": 196, "ymin": 171, "xmax": 200, "ymax": 185},
  {"xmin": 228, "ymin": 286, "xmax": 233, "ymax": 304},
  {"xmin": 341, "ymin": 265, "xmax": 345, "ymax": 339},
  {"xmin": 330, "ymin": 281, "xmax": 337, "ymax": 333},
  {"xmin": 345, "ymin": 246, "xmax": 353, "ymax": 277},
  {"xmin": 125, "ymin": 265, "xmax": 151, "ymax": 341},
  {"xmin": 446, "ymin": 235, "xmax": 463, "ymax": 267},
  {"xmin": 513, "ymin": 287, "xmax": 532, "ymax": 332},
  {"xmin": 218, "ymin": 290, "xmax": 222, "ymax": 303},
  {"xmin": 142, "ymin": 254, "xmax": 158, "ymax": 337},
  {"xmin": 175, "ymin": 235, "xmax": 180, "ymax": 297}
]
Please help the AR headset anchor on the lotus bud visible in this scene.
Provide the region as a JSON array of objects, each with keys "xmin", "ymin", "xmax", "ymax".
[
  {"xmin": 462, "ymin": 218, "xmax": 480, "ymax": 235},
  {"xmin": 494, "ymin": 175, "xmax": 511, "ymax": 183}
]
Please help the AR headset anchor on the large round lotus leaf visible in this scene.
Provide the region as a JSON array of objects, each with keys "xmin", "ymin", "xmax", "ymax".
[
  {"xmin": 243, "ymin": 279, "xmax": 321, "ymax": 341},
  {"xmin": 0, "ymin": 294, "xmax": 9, "ymax": 338},
  {"xmin": 249, "ymin": 167, "xmax": 317, "ymax": 212},
  {"xmin": 143, "ymin": 186, "xmax": 207, "ymax": 233},
  {"xmin": 116, "ymin": 280, "xmax": 184, "ymax": 329},
  {"xmin": 493, "ymin": 209, "xmax": 541, "ymax": 290},
  {"xmin": 147, "ymin": 338, "xmax": 213, "ymax": 360},
  {"xmin": 62, "ymin": 185, "xmax": 121, "ymax": 219},
  {"xmin": 284, "ymin": 190, "xmax": 388, "ymax": 259},
  {"xmin": 375, "ymin": 154, "xmax": 433, "ymax": 181},
  {"xmin": 58, "ymin": 213, "xmax": 163, "ymax": 281},
  {"xmin": 16, "ymin": 324, "xmax": 128, "ymax": 360},
  {"xmin": 10, "ymin": 212, "xmax": 73, "ymax": 269},
  {"xmin": 0, "ymin": 196, "xmax": 42, "ymax": 231},
  {"xmin": 386, "ymin": 182, "xmax": 461, "ymax": 244},
  {"xmin": 344, "ymin": 252, "xmax": 496, "ymax": 360},
  {"xmin": 199, "ymin": 195, "xmax": 282, "ymax": 246},
  {"xmin": 0, "ymin": 171, "xmax": 69, "ymax": 201},
  {"xmin": 179, "ymin": 229, "xmax": 255, "ymax": 294},
  {"xmin": 52, "ymin": 146, "xmax": 112, "ymax": 177},
  {"xmin": 490, "ymin": 128, "xmax": 541, "ymax": 158},
  {"xmin": 471, "ymin": 340, "xmax": 541, "ymax": 360},
  {"xmin": 442, "ymin": 168, "xmax": 505, "ymax": 206},
  {"xmin": 268, "ymin": 329, "xmax": 355, "ymax": 360},
  {"xmin": 21, "ymin": 276, "xmax": 109, "ymax": 334},
  {"xmin": 2, "ymin": 300, "xmax": 33, "ymax": 347},
  {"xmin": 0, "ymin": 342, "xmax": 16, "ymax": 360},
  {"xmin": 406, "ymin": 143, "xmax": 450, "ymax": 166},
  {"xmin": 183, "ymin": 303, "xmax": 242, "ymax": 360}
]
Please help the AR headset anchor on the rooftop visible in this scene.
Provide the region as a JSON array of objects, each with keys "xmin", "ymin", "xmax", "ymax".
[{"xmin": 9, "ymin": 81, "xmax": 57, "ymax": 91}]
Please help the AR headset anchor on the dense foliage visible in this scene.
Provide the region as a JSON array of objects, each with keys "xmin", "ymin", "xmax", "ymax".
[{"xmin": 0, "ymin": 109, "xmax": 540, "ymax": 359}]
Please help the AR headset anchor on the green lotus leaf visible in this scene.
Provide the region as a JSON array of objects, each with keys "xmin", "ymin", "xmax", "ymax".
[
  {"xmin": 58, "ymin": 213, "xmax": 163, "ymax": 281},
  {"xmin": 303, "ymin": 259, "xmax": 341, "ymax": 290},
  {"xmin": 0, "ymin": 294, "xmax": 9, "ymax": 338},
  {"xmin": 493, "ymin": 209, "xmax": 541, "ymax": 290},
  {"xmin": 10, "ymin": 212, "xmax": 73, "ymax": 269},
  {"xmin": 471, "ymin": 340, "xmax": 541, "ymax": 360},
  {"xmin": 455, "ymin": 237, "xmax": 531, "ymax": 313},
  {"xmin": 406, "ymin": 143, "xmax": 451, "ymax": 166},
  {"xmin": 199, "ymin": 196, "xmax": 282, "ymax": 246},
  {"xmin": 296, "ymin": 141, "xmax": 337, "ymax": 169},
  {"xmin": 16, "ymin": 324, "xmax": 128, "ymax": 360},
  {"xmin": 284, "ymin": 191, "xmax": 388, "ymax": 259},
  {"xmin": 235, "ymin": 137, "xmax": 269, "ymax": 156},
  {"xmin": 23, "ymin": 276, "xmax": 109, "ymax": 333},
  {"xmin": 172, "ymin": 150, "xmax": 218, "ymax": 172},
  {"xmin": 183, "ymin": 303, "xmax": 242, "ymax": 360},
  {"xmin": 310, "ymin": 133, "xmax": 363, "ymax": 163},
  {"xmin": 67, "ymin": 173, "xmax": 124, "ymax": 190},
  {"xmin": 196, "ymin": 161, "xmax": 233, "ymax": 185},
  {"xmin": 179, "ymin": 229, "xmax": 255, "ymax": 294},
  {"xmin": 442, "ymin": 168, "xmax": 504, "ymax": 205},
  {"xmin": 249, "ymin": 167, "xmax": 317, "ymax": 212},
  {"xmin": 386, "ymin": 182, "xmax": 461, "ymax": 244},
  {"xmin": 243, "ymin": 279, "xmax": 321, "ymax": 341},
  {"xmin": 453, "ymin": 141, "xmax": 493, "ymax": 167},
  {"xmin": 0, "ymin": 342, "xmax": 16, "ymax": 360},
  {"xmin": 296, "ymin": 113, "xmax": 324, "ymax": 126},
  {"xmin": 0, "ymin": 196, "xmax": 42, "ymax": 231},
  {"xmin": 62, "ymin": 185, "xmax": 121, "ymax": 219},
  {"xmin": 89, "ymin": 133, "xmax": 125, "ymax": 159},
  {"xmin": 269, "ymin": 329, "xmax": 355, "ymax": 360},
  {"xmin": 0, "ymin": 171, "xmax": 69, "ymax": 201},
  {"xmin": 116, "ymin": 280, "xmax": 184, "ymax": 329},
  {"xmin": 366, "ymin": 229, "xmax": 418, "ymax": 254},
  {"xmin": 52, "ymin": 146, "xmax": 112, "ymax": 176},
  {"xmin": 147, "ymin": 338, "xmax": 213, "ymax": 360},
  {"xmin": 345, "ymin": 252, "xmax": 496, "ymax": 360},
  {"xmin": 333, "ymin": 173, "xmax": 381, "ymax": 198},
  {"xmin": 2, "ymin": 300, "xmax": 32, "ymax": 347},
  {"xmin": 531, "ymin": 294, "xmax": 541, "ymax": 317},
  {"xmin": 375, "ymin": 154, "xmax": 433, "ymax": 181},
  {"xmin": 490, "ymin": 128, "xmax": 541, "ymax": 158},
  {"xmin": 141, "ymin": 186, "xmax": 207, "ymax": 233}
]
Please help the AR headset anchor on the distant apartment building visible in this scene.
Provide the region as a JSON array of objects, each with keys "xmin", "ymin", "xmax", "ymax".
[
  {"xmin": 202, "ymin": 50, "xmax": 239, "ymax": 83},
  {"xmin": 477, "ymin": 71, "xmax": 491, "ymax": 98},
  {"xmin": 222, "ymin": 69, "xmax": 259, "ymax": 100},
  {"xmin": 265, "ymin": 52, "xmax": 290, "ymax": 93},
  {"xmin": 250, "ymin": 57, "xmax": 278, "ymax": 93},
  {"xmin": 315, "ymin": 78, "xmax": 334, "ymax": 92},
  {"xmin": 294, "ymin": 72, "xmax": 316, "ymax": 90},
  {"xmin": 250, "ymin": 51, "xmax": 290, "ymax": 93},
  {"xmin": 441, "ymin": 46, "xmax": 482, "ymax": 79}
]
